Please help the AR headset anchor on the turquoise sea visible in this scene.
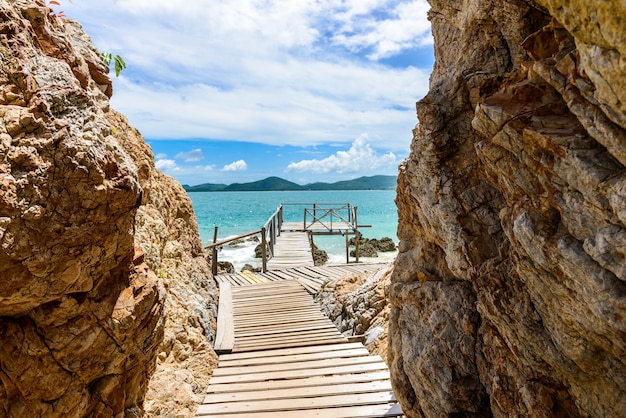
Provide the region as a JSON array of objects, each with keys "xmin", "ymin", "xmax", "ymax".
[{"xmin": 189, "ymin": 190, "xmax": 398, "ymax": 269}]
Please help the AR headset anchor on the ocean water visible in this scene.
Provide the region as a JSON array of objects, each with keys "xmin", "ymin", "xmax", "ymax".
[{"xmin": 189, "ymin": 190, "xmax": 398, "ymax": 269}]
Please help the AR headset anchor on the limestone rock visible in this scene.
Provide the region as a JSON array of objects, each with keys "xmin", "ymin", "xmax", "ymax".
[
  {"xmin": 316, "ymin": 265, "xmax": 393, "ymax": 360},
  {"xmin": 391, "ymin": 1, "xmax": 626, "ymax": 417},
  {"xmin": 0, "ymin": 1, "xmax": 164, "ymax": 415},
  {"xmin": 0, "ymin": 1, "xmax": 218, "ymax": 416},
  {"xmin": 107, "ymin": 111, "xmax": 218, "ymax": 417}
]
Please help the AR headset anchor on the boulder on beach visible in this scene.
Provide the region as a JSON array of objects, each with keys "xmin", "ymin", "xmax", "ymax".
[
  {"xmin": 241, "ymin": 264, "xmax": 261, "ymax": 272},
  {"xmin": 348, "ymin": 236, "xmax": 397, "ymax": 257}
]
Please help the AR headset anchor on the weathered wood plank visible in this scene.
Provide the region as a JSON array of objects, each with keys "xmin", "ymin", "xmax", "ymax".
[
  {"xmin": 197, "ymin": 403, "xmax": 404, "ymax": 418},
  {"xmin": 234, "ymin": 312, "xmax": 326, "ymax": 323},
  {"xmin": 233, "ymin": 336, "xmax": 349, "ymax": 352},
  {"xmin": 202, "ymin": 380, "xmax": 393, "ymax": 404},
  {"xmin": 217, "ymin": 347, "xmax": 369, "ymax": 367},
  {"xmin": 205, "ymin": 370, "xmax": 391, "ymax": 394},
  {"xmin": 213, "ymin": 282, "xmax": 234, "ymax": 354},
  {"xmin": 268, "ymin": 231, "xmax": 314, "ymax": 269},
  {"xmin": 212, "ymin": 355, "xmax": 385, "ymax": 377},
  {"xmin": 234, "ymin": 306, "xmax": 321, "ymax": 316},
  {"xmin": 235, "ymin": 318, "xmax": 331, "ymax": 330},
  {"xmin": 218, "ymin": 342, "xmax": 365, "ymax": 361},
  {"xmin": 204, "ymin": 275, "xmax": 402, "ymax": 418},
  {"xmin": 234, "ymin": 323, "xmax": 339, "ymax": 338},
  {"xmin": 196, "ymin": 391, "xmax": 397, "ymax": 415},
  {"xmin": 208, "ymin": 361, "xmax": 389, "ymax": 384},
  {"xmin": 234, "ymin": 330, "xmax": 346, "ymax": 345}
]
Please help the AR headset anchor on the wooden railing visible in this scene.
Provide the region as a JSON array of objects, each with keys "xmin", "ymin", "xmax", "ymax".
[
  {"xmin": 262, "ymin": 205, "xmax": 283, "ymax": 260},
  {"xmin": 302, "ymin": 203, "xmax": 357, "ymax": 232},
  {"xmin": 204, "ymin": 205, "xmax": 283, "ymax": 275}
]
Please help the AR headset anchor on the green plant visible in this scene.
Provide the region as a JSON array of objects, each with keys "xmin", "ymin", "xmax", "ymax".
[
  {"xmin": 102, "ymin": 53, "xmax": 127, "ymax": 77},
  {"xmin": 48, "ymin": 1, "xmax": 127, "ymax": 77}
]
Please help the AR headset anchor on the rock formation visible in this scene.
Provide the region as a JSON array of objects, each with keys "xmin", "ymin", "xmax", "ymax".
[
  {"xmin": 107, "ymin": 111, "xmax": 218, "ymax": 417},
  {"xmin": 0, "ymin": 1, "xmax": 218, "ymax": 416},
  {"xmin": 316, "ymin": 265, "xmax": 393, "ymax": 360},
  {"xmin": 391, "ymin": 1, "xmax": 626, "ymax": 417}
]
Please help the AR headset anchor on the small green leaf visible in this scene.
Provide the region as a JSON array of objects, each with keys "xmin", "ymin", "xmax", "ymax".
[
  {"xmin": 113, "ymin": 55, "xmax": 126, "ymax": 77},
  {"xmin": 102, "ymin": 53, "xmax": 126, "ymax": 77}
]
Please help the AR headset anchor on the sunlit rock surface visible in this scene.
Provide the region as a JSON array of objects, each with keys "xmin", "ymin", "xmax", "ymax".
[
  {"xmin": 391, "ymin": 1, "xmax": 626, "ymax": 417},
  {"xmin": 0, "ymin": 1, "xmax": 218, "ymax": 416},
  {"xmin": 316, "ymin": 265, "xmax": 394, "ymax": 360}
]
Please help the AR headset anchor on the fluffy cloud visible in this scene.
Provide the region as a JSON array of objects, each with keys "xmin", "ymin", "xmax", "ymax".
[
  {"xmin": 175, "ymin": 148, "xmax": 204, "ymax": 162},
  {"xmin": 59, "ymin": 1, "xmax": 432, "ymax": 151},
  {"xmin": 223, "ymin": 160, "xmax": 248, "ymax": 172},
  {"xmin": 286, "ymin": 135, "xmax": 396, "ymax": 174},
  {"xmin": 155, "ymin": 159, "xmax": 178, "ymax": 171},
  {"xmin": 331, "ymin": 0, "xmax": 433, "ymax": 60}
]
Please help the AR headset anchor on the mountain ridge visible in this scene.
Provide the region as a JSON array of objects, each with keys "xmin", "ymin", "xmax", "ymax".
[{"xmin": 183, "ymin": 175, "xmax": 397, "ymax": 192}]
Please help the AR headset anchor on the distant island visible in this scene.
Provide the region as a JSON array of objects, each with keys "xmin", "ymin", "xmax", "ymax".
[{"xmin": 183, "ymin": 175, "xmax": 397, "ymax": 192}]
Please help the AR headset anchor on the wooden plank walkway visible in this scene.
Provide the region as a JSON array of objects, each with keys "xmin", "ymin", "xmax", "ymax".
[
  {"xmin": 216, "ymin": 263, "xmax": 389, "ymax": 294},
  {"xmin": 201, "ymin": 280, "xmax": 403, "ymax": 417},
  {"xmin": 267, "ymin": 231, "xmax": 314, "ymax": 270}
]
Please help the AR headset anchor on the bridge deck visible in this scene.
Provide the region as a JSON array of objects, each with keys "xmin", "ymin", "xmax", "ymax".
[
  {"xmin": 267, "ymin": 231, "xmax": 314, "ymax": 270},
  {"xmin": 215, "ymin": 263, "xmax": 389, "ymax": 294},
  {"xmin": 198, "ymin": 280, "xmax": 402, "ymax": 417}
]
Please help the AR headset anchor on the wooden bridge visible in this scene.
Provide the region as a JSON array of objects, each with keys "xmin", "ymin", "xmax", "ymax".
[
  {"xmin": 197, "ymin": 203, "xmax": 402, "ymax": 416},
  {"xmin": 196, "ymin": 275, "xmax": 403, "ymax": 417},
  {"xmin": 205, "ymin": 202, "xmax": 369, "ymax": 274}
]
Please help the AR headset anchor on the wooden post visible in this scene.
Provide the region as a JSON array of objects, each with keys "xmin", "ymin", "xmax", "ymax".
[
  {"xmin": 211, "ymin": 226, "xmax": 219, "ymax": 276},
  {"xmin": 261, "ymin": 227, "xmax": 267, "ymax": 272},
  {"xmin": 354, "ymin": 207, "xmax": 359, "ymax": 263},
  {"xmin": 348, "ymin": 203, "xmax": 352, "ymax": 224},
  {"xmin": 345, "ymin": 233, "xmax": 349, "ymax": 264},
  {"xmin": 273, "ymin": 216, "xmax": 277, "ymax": 244},
  {"xmin": 269, "ymin": 222, "xmax": 275, "ymax": 256}
]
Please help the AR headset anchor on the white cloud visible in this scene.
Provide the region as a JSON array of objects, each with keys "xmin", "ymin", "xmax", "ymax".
[
  {"xmin": 286, "ymin": 134, "xmax": 396, "ymax": 174},
  {"xmin": 223, "ymin": 160, "xmax": 248, "ymax": 172},
  {"xmin": 175, "ymin": 148, "xmax": 204, "ymax": 162},
  {"xmin": 155, "ymin": 159, "xmax": 178, "ymax": 171},
  {"xmin": 155, "ymin": 152, "xmax": 168, "ymax": 159},
  {"xmin": 60, "ymin": 1, "xmax": 432, "ymax": 150},
  {"xmin": 331, "ymin": 0, "xmax": 432, "ymax": 60}
]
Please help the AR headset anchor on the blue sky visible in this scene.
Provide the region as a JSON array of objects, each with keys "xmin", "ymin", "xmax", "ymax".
[{"xmin": 54, "ymin": 0, "xmax": 434, "ymax": 185}]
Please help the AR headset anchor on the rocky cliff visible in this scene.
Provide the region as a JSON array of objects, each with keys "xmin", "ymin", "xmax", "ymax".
[
  {"xmin": 391, "ymin": 1, "xmax": 626, "ymax": 417},
  {"xmin": 107, "ymin": 111, "xmax": 218, "ymax": 416},
  {"xmin": 0, "ymin": 1, "xmax": 217, "ymax": 416},
  {"xmin": 316, "ymin": 265, "xmax": 394, "ymax": 360}
]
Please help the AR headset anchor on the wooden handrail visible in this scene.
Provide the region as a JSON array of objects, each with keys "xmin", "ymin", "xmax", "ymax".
[
  {"xmin": 303, "ymin": 204, "xmax": 355, "ymax": 231},
  {"xmin": 205, "ymin": 228, "xmax": 266, "ymax": 274},
  {"xmin": 206, "ymin": 205, "xmax": 284, "ymax": 275},
  {"xmin": 204, "ymin": 229, "xmax": 263, "ymax": 249}
]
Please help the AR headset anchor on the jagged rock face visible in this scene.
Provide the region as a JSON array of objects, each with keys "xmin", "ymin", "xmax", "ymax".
[
  {"xmin": 316, "ymin": 266, "xmax": 394, "ymax": 359},
  {"xmin": 107, "ymin": 111, "xmax": 219, "ymax": 417},
  {"xmin": 391, "ymin": 1, "xmax": 626, "ymax": 417},
  {"xmin": 0, "ymin": 1, "xmax": 218, "ymax": 416},
  {"xmin": 0, "ymin": 1, "xmax": 164, "ymax": 416}
]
